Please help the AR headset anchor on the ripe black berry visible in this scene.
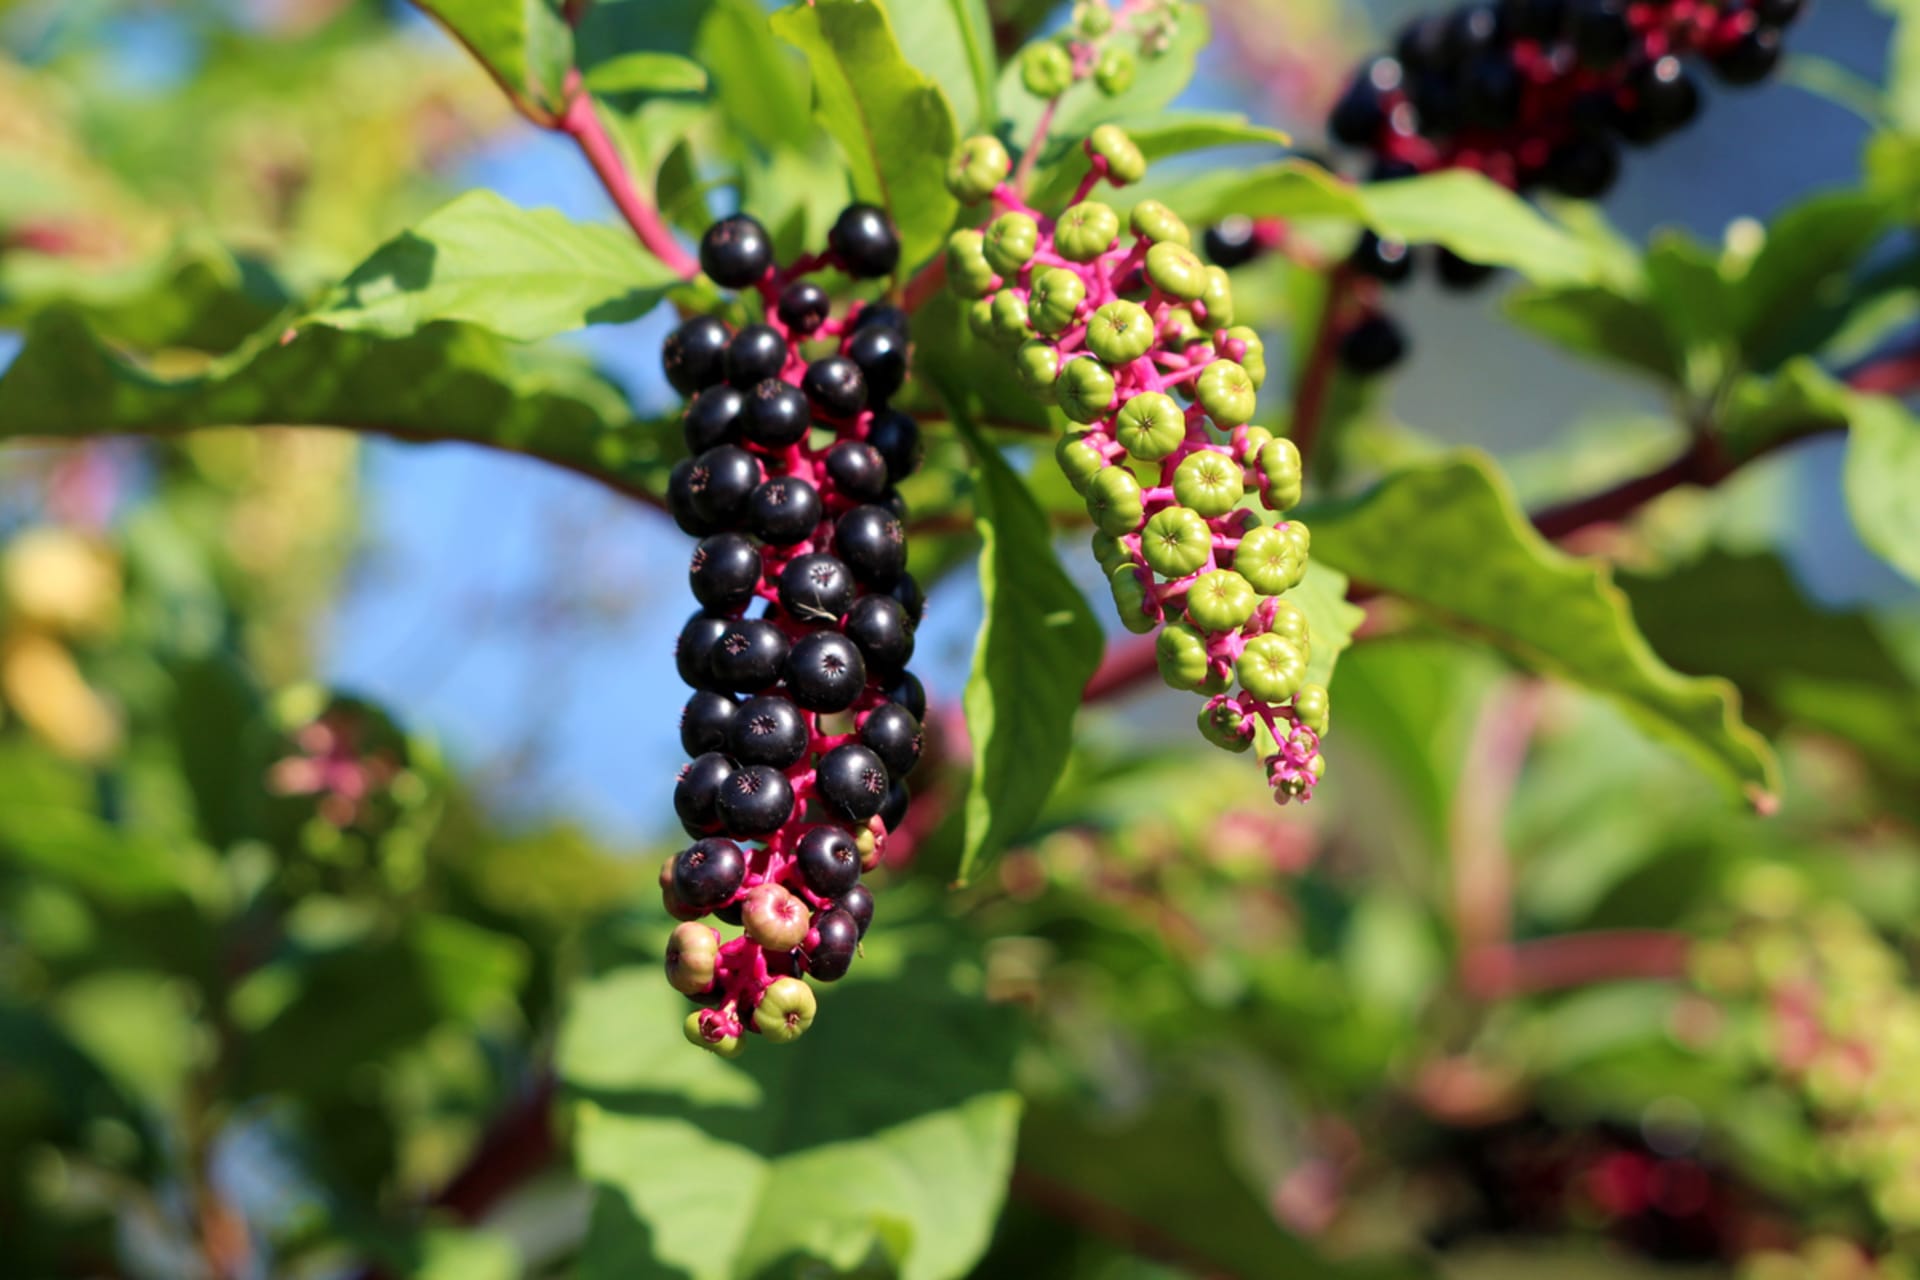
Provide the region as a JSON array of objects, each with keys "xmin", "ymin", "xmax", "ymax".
[
  {"xmin": 1461, "ymin": 52, "xmax": 1522, "ymax": 129},
  {"xmin": 784, "ymin": 630, "xmax": 867, "ymax": 713},
  {"xmin": 1203, "ymin": 216, "xmax": 1262, "ymax": 269},
  {"xmin": 667, "ymin": 458, "xmax": 719, "ymax": 538},
  {"xmin": 834, "ymin": 505, "xmax": 907, "ymax": 587},
  {"xmin": 816, "ymin": 744, "xmax": 889, "ymax": 822},
  {"xmin": 844, "ymin": 594, "xmax": 914, "ymax": 677},
  {"xmin": 689, "ymin": 533, "xmax": 763, "ymax": 613},
  {"xmin": 1394, "ymin": 16, "xmax": 1447, "ymax": 75},
  {"xmin": 684, "ymin": 386, "xmax": 745, "ymax": 454},
  {"xmin": 1446, "ymin": 3, "xmax": 1505, "ymax": 56},
  {"xmin": 828, "ymin": 203, "xmax": 901, "ymax": 278},
  {"xmin": 1349, "ymin": 230, "xmax": 1414, "ymax": 283},
  {"xmin": 802, "ymin": 356, "xmax": 867, "ymax": 419},
  {"xmin": 1410, "ymin": 72, "xmax": 1464, "ymax": 136},
  {"xmin": 886, "ymin": 671, "xmax": 926, "ymax": 722},
  {"xmin": 671, "ymin": 836, "xmax": 746, "ymax": 910},
  {"xmin": 1338, "ymin": 312, "xmax": 1408, "ymax": 376},
  {"xmin": 1436, "ymin": 248, "xmax": 1498, "ymax": 291},
  {"xmin": 777, "ymin": 279, "xmax": 831, "ymax": 334},
  {"xmin": 807, "ymin": 908, "xmax": 860, "ymax": 982},
  {"xmin": 844, "ymin": 324, "xmax": 909, "ymax": 404},
  {"xmin": 748, "ymin": 475, "xmax": 824, "ymax": 546},
  {"xmin": 794, "ymin": 825, "xmax": 861, "ymax": 899},
  {"xmin": 878, "ymin": 781, "xmax": 909, "ymax": 832},
  {"xmin": 1544, "ymin": 134, "xmax": 1620, "ymax": 198},
  {"xmin": 740, "ymin": 378, "xmax": 812, "ymax": 450},
  {"xmin": 1329, "ymin": 57, "xmax": 1399, "ymax": 146},
  {"xmin": 709, "ymin": 617, "xmax": 790, "ymax": 692},
  {"xmin": 687, "ymin": 445, "xmax": 761, "ymax": 526},
  {"xmin": 1709, "ymin": 24, "xmax": 1783, "ymax": 87},
  {"xmin": 699, "ymin": 213, "xmax": 773, "ymax": 289},
  {"xmin": 1616, "ymin": 56, "xmax": 1701, "ymax": 144},
  {"xmin": 823, "ymin": 440, "xmax": 890, "ymax": 503},
  {"xmin": 676, "ymin": 612, "xmax": 731, "ymax": 690},
  {"xmin": 777, "ymin": 553, "xmax": 856, "ymax": 624},
  {"xmin": 662, "ymin": 316, "xmax": 730, "ymax": 396},
  {"xmin": 727, "ymin": 694, "xmax": 809, "ymax": 768},
  {"xmin": 1568, "ymin": 0, "xmax": 1631, "ymax": 67},
  {"xmin": 725, "ymin": 324, "xmax": 788, "ymax": 388},
  {"xmin": 850, "ymin": 303, "xmax": 909, "ymax": 338},
  {"xmin": 865, "ymin": 410, "xmax": 921, "ymax": 482},
  {"xmin": 674, "ymin": 752, "xmax": 736, "ymax": 836},
  {"xmin": 860, "ymin": 702, "xmax": 922, "ymax": 777},
  {"xmin": 680, "ymin": 691, "xmax": 738, "ymax": 756},
  {"xmin": 889, "ymin": 573, "xmax": 925, "ymax": 627},
  {"xmin": 717, "ymin": 763, "xmax": 795, "ymax": 837},
  {"xmin": 839, "ymin": 882, "xmax": 874, "ymax": 938}
]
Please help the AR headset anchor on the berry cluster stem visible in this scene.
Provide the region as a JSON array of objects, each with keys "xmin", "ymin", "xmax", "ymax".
[{"xmin": 558, "ymin": 82, "xmax": 702, "ymax": 281}]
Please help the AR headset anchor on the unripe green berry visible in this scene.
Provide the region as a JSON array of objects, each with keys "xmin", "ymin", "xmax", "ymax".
[
  {"xmin": 1239, "ymin": 425, "xmax": 1274, "ymax": 466},
  {"xmin": 1155, "ymin": 621, "xmax": 1212, "ymax": 690},
  {"xmin": 1094, "ymin": 45, "xmax": 1137, "ymax": 95},
  {"xmin": 1198, "ymin": 701, "xmax": 1252, "ymax": 752},
  {"xmin": 1237, "ymin": 633, "xmax": 1307, "ymax": 702},
  {"xmin": 1293, "ymin": 684, "xmax": 1331, "ymax": 736},
  {"xmin": 1086, "ymin": 300, "xmax": 1156, "ymax": 365},
  {"xmin": 1145, "ymin": 242, "xmax": 1207, "ymax": 300},
  {"xmin": 1266, "ymin": 599, "xmax": 1310, "ymax": 646},
  {"xmin": 989, "ymin": 290, "xmax": 1032, "ymax": 345},
  {"xmin": 1115, "ymin": 391, "xmax": 1186, "ymax": 460},
  {"xmin": 946, "ymin": 229, "xmax": 999, "ymax": 299},
  {"xmin": 1086, "ymin": 464, "xmax": 1145, "ymax": 536},
  {"xmin": 1108, "ymin": 563, "xmax": 1157, "ymax": 633},
  {"xmin": 1199, "ymin": 266, "xmax": 1235, "ymax": 327},
  {"xmin": 1030, "ymin": 268, "xmax": 1087, "ymax": 334},
  {"xmin": 1090, "ymin": 530, "xmax": 1128, "ymax": 573},
  {"xmin": 1057, "ymin": 356, "xmax": 1117, "ymax": 424},
  {"xmin": 985, "ymin": 212, "xmax": 1039, "ymax": 276},
  {"xmin": 684, "ymin": 1011, "xmax": 745, "ymax": 1057},
  {"xmin": 1224, "ymin": 325, "xmax": 1266, "ymax": 389},
  {"xmin": 1057, "ymin": 201, "xmax": 1120, "ymax": 262},
  {"xmin": 1172, "ymin": 449, "xmax": 1245, "ymax": 517},
  {"xmin": 966, "ymin": 296, "xmax": 997, "ymax": 340},
  {"xmin": 1014, "ymin": 339, "xmax": 1061, "ymax": 402},
  {"xmin": 1089, "ymin": 124, "xmax": 1147, "ymax": 184},
  {"xmin": 1185, "ymin": 568, "xmax": 1256, "ymax": 632},
  {"xmin": 1196, "ymin": 359, "xmax": 1257, "ymax": 427},
  {"xmin": 1260, "ymin": 437, "xmax": 1303, "ymax": 511},
  {"xmin": 1140, "ymin": 505, "xmax": 1212, "ymax": 577},
  {"xmin": 754, "ymin": 976, "xmax": 818, "ymax": 1043},
  {"xmin": 1129, "ymin": 199, "xmax": 1190, "ymax": 246},
  {"xmin": 666, "ymin": 922, "xmax": 720, "ymax": 996},
  {"xmin": 1234, "ymin": 523, "xmax": 1307, "ymax": 595},
  {"xmin": 1056, "ymin": 431, "xmax": 1108, "ymax": 494},
  {"xmin": 1073, "ymin": 0, "xmax": 1113, "ymax": 38},
  {"xmin": 1021, "ymin": 41, "xmax": 1075, "ymax": 98},
  {"xmin": 947, "ymin": 135, "xmax": 1011, "ymax": 203}
]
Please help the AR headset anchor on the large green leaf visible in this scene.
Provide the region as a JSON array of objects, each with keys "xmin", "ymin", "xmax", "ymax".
[
  {"xmin": 1026, "ymin": 112, "xmax": 1292, "ymax": 210},
  {"xmin": 1292, "ymin": 559, "xmax": 1365, "ymax": 689},
  {"xmin": 303, "ymin": 190, "xmax": 681, "ymax": 344},
  {"xmin": 413, "ymin": 0, "xmax": 575, "ymax": 119},
  {"xmin": 1307, "ymin": 454, "xmax": 1781, "ymax": 806},
  {"xmin": 1503, "ymin": 283, "xmax": 1680, "ymax": 386},
  {"xmin": 951, "ymin": 415, "xmax": 1103, "ymax": 886},
  {"xmin": 1733, "ymin": 188, "xmax": 1897, "ymax": 370},
  {"xmin": 560, "ymin": 898, "xmax": 1019, "ymax": 1280},
  {"xmin": 888, "ymin": 0, "xmax": 997, "ymax": 134},
  {"xmin": 770, "ymin": 0, "xmax": 959, "ymax": 273},
  {"xmin": 0, "ymin": 242, "xmax": 289, "ymax": 352},
  {"xmin": 1844, "ymin": 392, "xmax": 1920, "ymax": 586}
]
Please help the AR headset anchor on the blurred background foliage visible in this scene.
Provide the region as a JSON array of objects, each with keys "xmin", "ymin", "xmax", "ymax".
[{"xmin": 0, "ymin": 1, "xmax": 1915, "ymax": 1278}]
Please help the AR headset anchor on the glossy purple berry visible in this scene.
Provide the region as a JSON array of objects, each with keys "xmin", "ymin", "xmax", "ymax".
[
  {"xmin": 725, "ymin": 324, "xmax": 788, "ymax": 388},
  {"xmin": 807, "ymin": 908, "xmax": 860, "ymax": 981},
  {"xmin": 709, "ymin": 617, "xmax": 790, "ymax": 692},
  {"xmin": 717, "ymin": 763, "xmax": 794, "ymax": 837},
  {"xmin": 662, "ymin": 316, "xmax": 730, "ymax": 395},
  {"xmin": 794, "ymin": 825, "xmax": 861, "ymax": 899},
  {"xmin": 784, "ymin": 631, "xmax": 867, "ymax": 713},
  {"xmin": 843, "ymin": 594, "xmax": 914, "ymax": 677},
  {"xmin": 828, "ymin": 203, "xmax": 900, "ymax": 278},
  {"xmin": 777, "ymin": 279, "xmax": 831, "ymax": 334},
  {"xmin": 671, "ymin": 836, "xmax": 747, "ymax": 910},
  {"xmin": 823, "ymin": 440, "xmax": 890, "ymax": 503},
  {"xmin": 680, "ymin": 691, "xmax": 738, "ymax": 756},
  {"xmin": 845, "ymin": 324, "xmax": 908, "ymax": 404},
  {"xmin": 777, "ymin": 553, "xmax": 855, "ymax": 624},
  {"xmin": 833, "ymin": 505, "xmax": 907, "ymax": 587},
  {"xmin": 674, "ymin": 752, "xmax": 736, "ymax": 836},
  {"xmin": 748, "ymin": 475, "xmax": 823, "ymax": 546},
  {"xmin": 816, "ymin": 744, "xmax": 889, "ymax": 822},
  {"xmin": 802, "ymin": 356, "xmax": 867, "ymax": 419},
  {"xmin": 742, "ymin": 378, "xmax": 811, "ymax": 449},
  {"xmin": 727, "ymin": 695, "xmax": 809, "ymax": 769},
  {"xmin": 689, "ymin": 533, "xmax": 763, "ymax": 613},
  {"xmin": 699, "ymin": 213, "xmax": 773, "ymax": 289},
  {"xmin": 859, "ymin": 702, "xmax": 922, "ymax": 777}
]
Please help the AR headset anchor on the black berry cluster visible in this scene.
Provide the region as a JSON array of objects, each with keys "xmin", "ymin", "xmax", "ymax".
[{"xmin": 658, "ymin": 205, "xmax": 926, "ymax": 1055}]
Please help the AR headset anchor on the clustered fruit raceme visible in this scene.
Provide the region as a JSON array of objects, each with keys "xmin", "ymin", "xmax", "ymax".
[
  {"xmin": 1017, "ymin": 0, "xmax": 1187, "ymax": 101},
  {"xmin": 944, "ymin": 125, "xmax": 1332, "ymax": 806},
  {"xmin": 1204, "ymin": 0, "xmax": 1808, "ymax": 377},
  {"xmin": 658, "ymin": 205, "xmax": 927, "ymax": 1056}
]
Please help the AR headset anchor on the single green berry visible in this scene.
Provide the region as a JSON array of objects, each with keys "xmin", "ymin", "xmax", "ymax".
[
  {"xmin": 1108, "ymin": 563, "xmax": 1157, "ymax": 633},
  {"xmin": 1160, "ymin": 307, "xmax": 1204, "ymax": 350},
  {"xmin": 1086, "ymin": 465, "xmax": 1145, "ymax": 537},
  {"xmin": 1267, "ymin": 599, "xmax": 1309, "ymax": 646},
  {"xmin": 966, "ymin": 296, "xmax": 997, "ymax": 340},
  {"xmin": 665, "ymin": 922, "xmax": 720, "ymax": 996},
  {"xmin": 1239, "ymin": 425, "xmax": 1274, "ymax": 466},
  {"xmin": 1237, "ymin": 633, "xmax": 1307, "ymax": 702},
  {"xmin": 1086, "ymin": 300, "xmax": 1156, "ymax": 365},
  {"xmin": 1116, "ymin": 391, "xmax": 1187, "ymax": 460},
  {"xmin": 1145, "ymin": 242, "xmax": 1207, "ymax": 301},
  {"xmin": 1140, "ymin": 506, "xmax": 1213, "ymax": 577},
  {"xmin": 1224, "ymin": 325, "xmax": 1266, "ymax": 389},
  {"xmin": 1056, "ymin": 431, "xmax": 1109, "ymax": 494},
  {"xmin": 1234, "ymin": 523, "xmax": 1307, "ymax": 595},
  {"xmin": 985, "ymin": 211, "xmax": 1040, "ymax": 276},
  {"xmin": 754, "ymin": 976, "xmax": 818, "ymax": 1043},
  {"xmin": 1293, "ymin": 684, "xmax": 1330, "ymax": 736},
  {"xmin": 683, "ymin": 1011, "xmax": 745, "ymax": 1058},
  {"xmin": 1129, "ymin": 199, "xmax": 1190, "ymax": 246},
  {"xmin": 1185, "ymin": 568, "xmax": 1256, "ymax": 632},
  {"xmin": 1021, "ymin": 41, "xmax": 1075, "ymax": 97},
  {"xmin": 1260, "ymin": 437, "xmax": 1303, "ymax": 510},
  {"xmin": 947, "ymin": 135, "xmax": 1011, "ymax": 203},
  {"xmin": 1281, "ymin": 519, "xmax": 1311, "ymax": 561},
  {"xmin": 1172, "ymin": 449, "xmax": 1246, "ymax": 517},
  {"xmin": 1198, "ymin": 701, "xmax": 1252, "ymax": 752},
  {"xmin": 946, "ymin": 229, "xmax": 999, "ymax": 299},
  {"xmin": 989, "ymin": 290, "xmax": 1032, "ymax": 345},
  {"xmin": 1073, "ymin": 0, "xmax": 1114, "ymax": 38},
  {"xmin": 1094, "ymin": 45, "xmax": 1137, "ymax": 95},
  {"xmin": 1030, "ymin": 268, "xmax": 1087, "ymax": 335},
  {"xmin": 1058, "ymin": 357, "xmax": 1117, "ymax": 424},
  {"xmin": 1155, "ymin": 621, "xmax": 1212, "ymax": 690},
  {"xmin": 1089, "ymin": 124, "xmax": 1147, "ymax": 184},
  {"xmin": 1014, "ymin": 339, "xmax": 1061, "ymax": 403},
  {"xmin": 1199, "ymin": 266, "xmax": 1235, "ymax": 327},
  {"xmin": 1196, "ymin": 359, "xmax": 1257, "ymax": 427},
  {"xmin": 1091, "ymin": 530, "xmax": 1128, "ymax": 574},
  {"xmin": 1057, "ymin": 201, "xmax": 1120, "ymax": 262}
]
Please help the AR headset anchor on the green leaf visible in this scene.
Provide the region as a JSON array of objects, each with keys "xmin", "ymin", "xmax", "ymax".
[
  {"xmin": 1503, "ymin": 283, "xmax": 1680, "ymax": 385},
  {"xmin": 582, "ymin": 50, "xmax": 709, "ymax": 95},
  {"xmin": 770, "ymin": 0, "xmax": 959, "ymax": 273},
  {"xmin": 304, "ymin": 189, "xmax": 681, "ymax": 344},
  {"xmin": 0, "ymin": 241, "xmax": 289, "ymax": 352},
  {"xmin": 888, "ymin": 0, "xmax": 997, "ymax": 133},
  {"xmin": 1718, "ymin": 357, "xmax": 1853, "ymax": 459},
  {"xmin": 996, "ymin": 3, "xmax": 1209, "ymax": 146},
  {"xmin": 561, "ymin": 898, "xmax": 1019, "ymax": 1280},
  {"xmin": 950, "ymin": 414, "xmax": 1104, "ymax": 885},
  {"xmin": 1844, "ymin": 393, "xmax": 1920, "ymax": 586},
  {"xmin": 1307, "ymin": 454, "xmax": 1781, "ymax": 806},
  {"xmin": 414, "ymin": 0, "xmax": 575, "ymax": 119},
  {"xmin": 692, "ymin": 0, "xmax": 816, "ymax": 153},
  {"xmin": 1027, "ymin": 111, "xmax": 1293, "ymax": 210},
  {"xmin": 1291, "ymin": 560, "xmax": 1365, "ymax": 689},
  {"xmin": 1732, "ymin": 188, "xmax": 1896, "ymax": 370}
]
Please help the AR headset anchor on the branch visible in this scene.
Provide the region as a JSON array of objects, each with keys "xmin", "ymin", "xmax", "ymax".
[
  {"xmin": 1009, "ymin": 1165, "xmax": 1239, "ymax": 1280},
  {"xmin": 1286, "ymin": 266, "xmax": 1352, "ymax": 470},
  {"xmin": 1011, "ymin": 96, "xmax": 1063, "ymax": 195},
  {"xmin": 1461, "ymin": 930, "xmax": 1691, "ymax": 999},
  {"xmin": 556, "ymin": 85, "xmax": 701, "ymax": 281}
]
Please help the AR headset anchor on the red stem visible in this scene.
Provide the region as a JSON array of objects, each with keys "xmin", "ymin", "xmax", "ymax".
[
  {"xmin": 556, "ymin": 88, "xmax": 701, "ymax": 281},
  {"xmin": 1462, "ymin": 931, "xmax": 1691, "ymax": 999},
  {"xmin": 1012, "ymin": 97, "xmax": 1062, "ymax": 194},
  {"xmin": 1287, "ymin": 266, "xmax": 1352, "ymax": 470}
]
